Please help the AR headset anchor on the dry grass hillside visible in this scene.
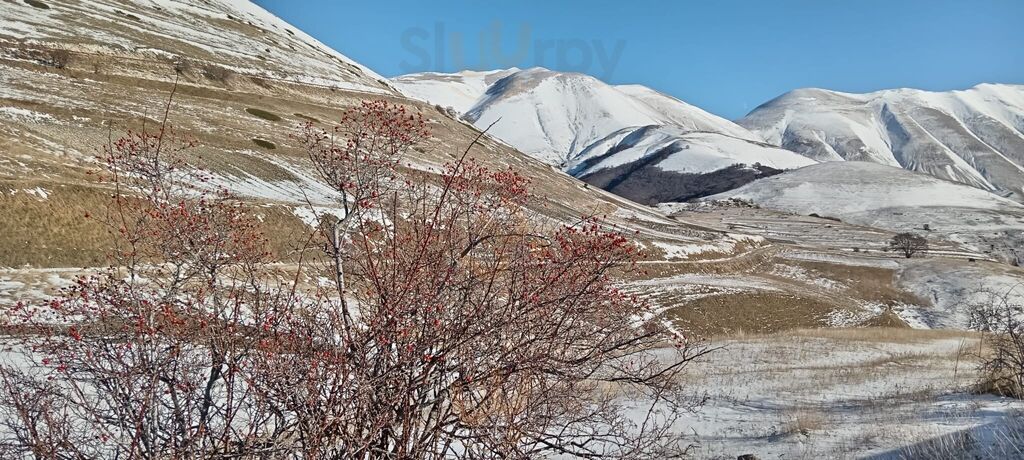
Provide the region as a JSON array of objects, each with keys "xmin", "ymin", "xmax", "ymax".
[{"xmin": 1, "ymin": 0, "xmax": 1021, "ymax": 339}]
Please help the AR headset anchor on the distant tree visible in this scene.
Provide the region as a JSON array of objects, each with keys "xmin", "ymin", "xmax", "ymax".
[{"xmin": 889, "ymin": 232, "xmax": 928, "ymax": 258}]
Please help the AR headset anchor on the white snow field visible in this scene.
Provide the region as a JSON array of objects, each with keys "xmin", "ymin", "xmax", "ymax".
[
  {"xmin": 664, "ymin": 329, "xmax": 1024, "ymax": 459},
  {"xmin": 391, "ymin": 68, "xmax": 520, "ymax": 113}
]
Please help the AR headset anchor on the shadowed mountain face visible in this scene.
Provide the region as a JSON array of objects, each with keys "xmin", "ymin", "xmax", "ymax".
[
  {"xmin": 566, "ymin": 125, "xmax": 812, "ymax": 204},
  {"xmin": 579, "ymin": 160, "xmax": 785, "ymax": 206},
  {"xmin": 739, "ymin": 84, "xmax": 1024, "ymax": 202}
]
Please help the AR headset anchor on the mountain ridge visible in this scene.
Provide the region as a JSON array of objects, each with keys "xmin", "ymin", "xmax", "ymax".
[
  {"xmin": 739, "ymin": 83, "xmax": 1024, "ymax": 201},
  {"xmin": 392, "ymin": 67, "xmax": 816, "ymax": 201}
]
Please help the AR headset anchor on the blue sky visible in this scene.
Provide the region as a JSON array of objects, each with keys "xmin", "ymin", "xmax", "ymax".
[{"xmin": 254, "ymin": 0, "xmax": 1023, "ymax": 119}]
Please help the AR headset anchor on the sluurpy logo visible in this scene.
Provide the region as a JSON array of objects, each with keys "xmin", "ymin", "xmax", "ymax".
[{"xmin": 400, "ymin": 21, "xmax": 626, "ymax": 80}]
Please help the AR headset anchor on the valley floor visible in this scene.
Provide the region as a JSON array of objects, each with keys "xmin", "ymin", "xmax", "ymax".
[{"xmin": 673, "ymin": 328, "xmax": 1024, "ymax": 459}]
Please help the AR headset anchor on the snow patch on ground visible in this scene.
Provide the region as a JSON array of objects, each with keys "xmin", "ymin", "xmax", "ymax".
[
  {"xmin": 770, "ymin": 263, "xmax": 846, "ymax": 291},
  {"xmin": 0, "ymin": 107, "xmax": 57, "ymax": 123},
  {"xmin": 292, "ymin": 205, "xmax": 345, "ymax": 228}
]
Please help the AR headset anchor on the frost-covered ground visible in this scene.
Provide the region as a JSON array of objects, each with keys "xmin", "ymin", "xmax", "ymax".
[
  {"xmin": 668, "ymin": 329, "xmax": 1024, "ymax": 459},
  {"xmin": 706, "ymin": 162, "xmax": 1024, "ymax": 263},
  {"xmin": 660, "ymin": 201, "xmax": 1024, "ymax": 330}
]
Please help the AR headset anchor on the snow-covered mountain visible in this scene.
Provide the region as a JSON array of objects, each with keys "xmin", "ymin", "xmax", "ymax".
[
  {"xmin": 567, "ymin": 125, "xmax": 815, "ymax": 204},
  {"xmin": 739, "ymin": 84, "xmax": 1024, "ymax": 202},
  {"xmin": 394, "ymin": 67, "xmax": 764, "ymax": 165},
  {"xmin": 393, "ymin": 67, "xmax": 815, "ymax": 201},
  {"xmin": 707, "ymin": 162, "xmax": 1024, "ymax": 263}
]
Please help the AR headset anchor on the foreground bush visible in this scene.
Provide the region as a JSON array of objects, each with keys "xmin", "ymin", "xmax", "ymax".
[
  {"xmin": 969, "ymin": 287, "xmax": 1024, "ymax": 399},
  {"xmin": 0, "ymin": 97, "xmax": 703, "ymax": 459}
]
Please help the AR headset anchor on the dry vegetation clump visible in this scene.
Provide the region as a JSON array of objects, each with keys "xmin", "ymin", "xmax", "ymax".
[
  {"xmin": 201, "ymin": 63, "xmax": 234, "ymax": 82},
  {"xmin": 245, "ymin": 107, "xmax": 282, "ymax": 121},
  {"xmin": 173, "ymin": 57, "xmax": 195, "ymax": 75},
  {"xmin": 789, "ymin": 327, "xmax": 976, "ymax": 344},
  {"xmin": 294, "ymin": 112, "xmax": 320, "ymax": 123},
  {"xmin": 20, "ymin": 47, "xmax": 73, "ymax": 69},
  {"xmin": 23, "ymin": 0, "xmax": 49, "ymax": 9},
  {"xmin": 667, "ymin": 292, "xmax": 839, "ymax": 336},
  {"xmin": 780, "ymin": 409, "xmax": 827, "ymax": 438},
  {"xmin": 0, "ymin": 183, "xmax": 111, "ymax": 267},
  {"xmin": 251, "ymin": 138, "xmax": 276, "ymax": 150},
  {"xmin": 858, "ymin": 308, "xmax": 911, "ymax": 328},
  {"xmin": 795, "ymin": 260, "xmax": 924, "ymax": 306}
]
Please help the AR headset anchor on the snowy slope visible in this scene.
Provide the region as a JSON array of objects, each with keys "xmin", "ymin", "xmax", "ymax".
[
  {"xmin": 391, "ymin": 68, "xmax": 519, "ymax": 113},
  {"xmin": 612, "ymin": 85, "xmax": 757, "ymax": 140},
  {"xmin": 392, "ymin": 67, "xmax": 764, "ymax": 165},
  {"xmin": 708, "ymin": 162, "xmax": 1024, "ymax": 262},
  {"xmin": 0, "ymin": 0, "xmax": 393, "ymax": 94},
  {"xmin": 739, "ymin": 84, "xmax": 1024, "ymax": 201},
  {"xmin": 568, "ymin": 125, "xmax": 814, "ymax": 175}
]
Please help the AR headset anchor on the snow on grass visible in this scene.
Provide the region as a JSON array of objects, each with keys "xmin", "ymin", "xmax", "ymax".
[
  {"xmin": 709, "ymin": 161, "xmax": 1024, "ymax": 259},
  {"xmin": 0, "ymin": 106, "xmax": 57, "ymax": 124},
  {"xmin": 896, "ymin": 258, "xmax": 1024, "ymax": 329},
  {"xmin": 711, "ymin": 162, "xmax": 1020, "ymax": 215},
  {"xmin": 781, "ymin": 251, "xmax": 901, "ymax": 269},
  {"xmin": 6, "ymin": 187, "xmax": 50, "ymax": 200},
  {"xmin": 1, "ymin": 0, "xmax": 391, "ymax": 95},
  {"xmin": 292, "ymin": 205, "xmax": 345, "ymax": 228},
  {"xmin": 660, "ymin": 330, "xmax": 1024, "ymax": 459},
  {"xmin": 770, "ymin": 263, "xmax": 847, "ymax": 291},
  {"xmin": 635, "ymin": 273, "xmax": 781, "ymax": 292},
  {"xmin": 649, "ymin": 234, "xmax": 764, "ymax": 261}
]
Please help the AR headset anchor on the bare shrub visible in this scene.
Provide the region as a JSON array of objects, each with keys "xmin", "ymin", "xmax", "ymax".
[
  {"xmin": 434, "ymin": 104, "xmax": 458, "ymax": 118},
  {"xmin": 968, "ymin": 286, "xmax": 1024, "ymax": 398},
  {"xmin": 780, "ymin": 410, "xmax": 826, "ymax": 437},
  {"xmin": 0, "ymin": 90, "xmax": 277, "ymax": 457},
  {"xmin": 0, "ymin": 96, "xmax": 705, "ymax": 458}
]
